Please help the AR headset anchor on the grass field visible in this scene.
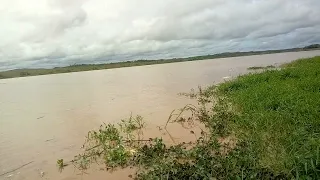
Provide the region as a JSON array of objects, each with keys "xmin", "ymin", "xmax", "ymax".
[
  {"xmin": 218, "ymin": 56, "xmax": 320, "ymax": 179},
  {"xmin": 59, "ymin": 56, "xmax": 320, "ymax": 179}
]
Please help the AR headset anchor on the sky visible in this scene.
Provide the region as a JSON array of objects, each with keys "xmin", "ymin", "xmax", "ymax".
[{"xmin": 0, "ymin": 0, "xmax": 320, "ymax": 70}]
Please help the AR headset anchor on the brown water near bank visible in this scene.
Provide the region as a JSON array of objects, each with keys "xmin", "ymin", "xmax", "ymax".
[{"xmin": 1, "ymin": 50, "xmax": 320, "ymax": 180}]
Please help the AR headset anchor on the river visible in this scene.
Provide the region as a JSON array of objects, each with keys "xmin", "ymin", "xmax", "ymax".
[{"xmin": 1, "ymin": 50, "xmax": 320, "ymax": 180}]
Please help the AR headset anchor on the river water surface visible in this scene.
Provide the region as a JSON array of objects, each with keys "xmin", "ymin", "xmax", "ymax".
[{"xmin": 1, "ymin": 50, "xmax": 320, "ymax": 180}]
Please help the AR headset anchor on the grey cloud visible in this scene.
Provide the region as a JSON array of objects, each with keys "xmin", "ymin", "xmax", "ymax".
[
  {"xmin": 24, "ymin": 3, "xmax": 87, "ymax": 42},
  {"xmin": 0, "ymin": 0, "xmax": 320, "ymax": 71},
  {"xmin": 121, "ymin": 0, "xmax": 320, "ymax": 43}
]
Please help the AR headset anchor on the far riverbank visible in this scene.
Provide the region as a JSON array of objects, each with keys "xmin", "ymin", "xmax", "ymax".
[{"xmin": 1, "ymin": 45, "xmax": 319, "ymax": 79}]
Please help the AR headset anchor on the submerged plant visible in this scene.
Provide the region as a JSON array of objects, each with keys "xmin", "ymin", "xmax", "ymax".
[{"xmin": 57, "ymin": 159, "xmax": 66, "ymax": 172}]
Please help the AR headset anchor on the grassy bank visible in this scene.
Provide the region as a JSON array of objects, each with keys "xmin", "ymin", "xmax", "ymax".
[
  {"xmin": 218, "ymin": 56, "xmax": 320, "ymax": 179},
  {"xmin": 1, "ymin": 45, "xmax": 320, "ymax": 79},
  {"xmin": 59, "ymin": 56, "xmax": 320, "ymax": 179}
]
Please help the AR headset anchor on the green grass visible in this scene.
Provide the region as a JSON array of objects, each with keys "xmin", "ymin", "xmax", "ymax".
[
  {"xmin": 1, "ymin": 45, "xmax": 319, "ymax": 79},
  {"xmin": 59, "ymin": 56, "xmax": 320, "ymax": 179},
  {"xmin": 219, "ymin": 56, "xmax": 320, "ymax": 178}
]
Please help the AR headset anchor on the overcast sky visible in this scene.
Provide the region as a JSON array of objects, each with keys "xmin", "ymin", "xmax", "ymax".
[{"xmin": 0, "ymin": 0, "xmax": 320, "ymax": 70}]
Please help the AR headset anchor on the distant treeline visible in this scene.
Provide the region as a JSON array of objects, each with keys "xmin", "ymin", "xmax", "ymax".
[
  {"xmin": 303, "ymin": 44, "xmax": 320, "ymax": 50},
  {"xmin": 0, "ymin": 44, "xmax": 319, "ymax": 79}
]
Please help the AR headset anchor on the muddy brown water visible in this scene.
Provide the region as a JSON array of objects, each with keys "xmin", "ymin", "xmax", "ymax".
[{"xmin": 1, "ymin": 50, "xmax": 320, "ymax": 180}]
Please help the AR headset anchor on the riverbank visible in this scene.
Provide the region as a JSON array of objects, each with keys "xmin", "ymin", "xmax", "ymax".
[
  {"xmin": 1, "ymin": 45, "xmax": 319, "ymax": 79},
  {"xmin": 1, "ymin": 52, "xmax": 320, "ymax": 180},
  {"xmin": 63, "ymin": 56, "xmax": 320, "ymax": 179}
]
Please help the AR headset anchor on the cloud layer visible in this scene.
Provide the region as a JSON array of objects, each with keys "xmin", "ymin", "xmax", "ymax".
[{"xmin": 0, "ymin": 0, "xmax": 320, "ymax": 70}]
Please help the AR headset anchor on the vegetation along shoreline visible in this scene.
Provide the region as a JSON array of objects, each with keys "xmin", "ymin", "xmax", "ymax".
[{"xmin": 58, "ymin": 56, "xmax": 320, "ymax": 179}]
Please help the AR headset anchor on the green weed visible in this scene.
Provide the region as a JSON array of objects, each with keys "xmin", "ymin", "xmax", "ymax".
[{"xmin": 247, "ymin": 65, "xmax": 276, "ymax": 70}]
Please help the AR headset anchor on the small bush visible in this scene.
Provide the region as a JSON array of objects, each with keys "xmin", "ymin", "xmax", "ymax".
[
  {"xmin": 19, "ymin": 71, "xmax": 30, "ymax": 77},
  {"xmin": 247, "ymin": 65, "xmax": 276, "ymax": 70}
]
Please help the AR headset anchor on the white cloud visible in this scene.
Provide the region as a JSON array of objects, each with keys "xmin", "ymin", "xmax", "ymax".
[{"xmin": 0, "ymin": 0, "xmax": 320, "ymax": 70}]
